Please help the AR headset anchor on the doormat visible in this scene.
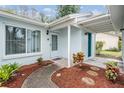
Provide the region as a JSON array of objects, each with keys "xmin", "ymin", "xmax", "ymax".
[{"xmin": 52, "ymin": 58, "xmax": 62, "ymax": 61}]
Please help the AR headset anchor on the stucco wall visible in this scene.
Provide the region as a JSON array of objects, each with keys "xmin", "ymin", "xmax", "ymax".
[
  {"xmin": 0, "ymin": 16, "xmax": 96, "ymax": 66},
  {"xmin": 70, "ymin": 26, "xmax": 82, "ymax": 56},
  {"xmin": 96, "ymin": 33, "xmax": 119, "ymax": 50},
  {"xmin": 82, "ymin": 29, "xmax": 96, "ymax": 59},
  {"xmin": 70, "ymin": 26, "xmax": 95, "ymax": 61},
  {"xmin": 0, "ymin": 16, "xmax": 49, "ymax": 66}
]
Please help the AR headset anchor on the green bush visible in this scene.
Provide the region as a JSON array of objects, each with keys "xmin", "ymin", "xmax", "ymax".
[
  {"xmin": 0, "ymin": 63, "xmax": 20, "ymax": 83},
  {"xmin": 118, "ymin": 36, "xmax": 122, "ymax": 51},
  {"xmin": 105, "ymin": 61, "xmax": 118, "ymax": 67},
  {"xmin": 106, "ymin": 47, "xmax": 119, "ymax": 52},
  {"xmin": 96, "ymin": 41, "xmax": 104, "ymax": 55},
  {"xmin": 37, "ymin": 57, "xmax": 43, "ymax": 65}
]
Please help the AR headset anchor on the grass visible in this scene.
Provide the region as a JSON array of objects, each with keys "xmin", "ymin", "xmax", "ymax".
[
  {"xmin": 100, "ymin": 50, "xmax": 122, "ymax": 57},
  {"xmin": 97, "ymin": 50, "xmax": 122, "ymax": 60}
]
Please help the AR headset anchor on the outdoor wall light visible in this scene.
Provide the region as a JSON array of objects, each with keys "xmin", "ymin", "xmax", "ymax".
[
  {"xmin": 46, "ymin": 30, "xmax": 49, "ymax": 35},
  {"xmin": 85, "ymin": 32, "xmax": 88, "ymax": 35}
]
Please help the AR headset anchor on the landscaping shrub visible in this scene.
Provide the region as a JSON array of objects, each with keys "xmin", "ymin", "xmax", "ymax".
[
  {"xmin": 73, "ymin": 52, "xmax": 85, "ymax": 65},
  {"xmin": 0, "ymin": 63, "xmax": 20, "ymax": 84},
  {"xmin": 105, "ymin": 61, "xmax": 119, "ymax": 82},
  {"xmin": 96, "ymin": 41, "xmax": 104, "ymax": 55},
  {"xmin": 37, "ymin": 57, "xmax": 43, "ymax": 65},
  {"xmin": 118, "ymin": 36, "xmax": 122, "ymax": 51},
  {"xmin": 106, "ymin": 47, "xmax": 119, "ymax": 52}
]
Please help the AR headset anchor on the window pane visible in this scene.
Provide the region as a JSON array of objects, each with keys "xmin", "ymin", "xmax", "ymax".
[
  {"xmin": 27, "ymin": 30, "xmax": 41, "ymax": 53},
  {"xmin": 52, "ymin": 35, "xmax": 58, "ymax": 51},
  {"xmin": 6, "ymin": 25, "xmax": 26, "ymax": 55}
]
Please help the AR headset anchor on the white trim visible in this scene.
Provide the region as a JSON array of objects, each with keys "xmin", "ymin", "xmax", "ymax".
[
  {"xmin": 3, "ymin": 23, "xmax": 42, "ymax": 60},
  {"xmin": 50, "ymin": 32, "xmax": 59, "ymax": 58},
  {"xmin": 83, "ymin": 20, "xmax": 111, "ymax": 27},
  {"xmin": 3, "ymin": 52, "xmax": 42, "ymax": 60},
  {"xmin": 48, "ymin": 15, "xmax": 73, "ymax": 27},
  {"xmin": 0, "ymin": 10, "xmax": 48, "ymax": 27},
  {"xmin": 67, "ymin": 25, "xmax": 71, "ymax": 67},
  {"xmin": 78, "ymin": 14, "xmax": 110, "ymax": 24}
]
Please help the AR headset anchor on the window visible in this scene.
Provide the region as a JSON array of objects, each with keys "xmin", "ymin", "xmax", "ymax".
[
  {"xmin": 52, "ymin": 35, "xmax": 58, "ymax": 51},
  {"xmin": 6, "ymin": 25, "xmax": 26, "ymax": 55},
  {"xmin": 27, "ymin": 30, "xmax": 41, "ymax": 53},
  {"xmin": 5, "ymin": 25, "xmax": 41, "ymax": 56}
]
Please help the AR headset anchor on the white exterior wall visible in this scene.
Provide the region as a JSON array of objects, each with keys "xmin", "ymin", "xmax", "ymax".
[
  {"xmin": 0, "ymin": 17, "xmax": 49, "ymax": 66},
  {"xmin": 59, "ymin": 28, "xmax": 68, "ymax": 58},
  {"xmin": 96, "ymin": 33, "xmax": 119, "ymax": 50},
  {"xmin": 70, "ymin": 26, "xmax": 96, "ymax": 61},
  {"xmin": 81, "ymin": 29, "xmax": 96, "ymax": 60},
  {"xmin": 0, "ymin": 16, "xmax": 96, "ymax": 66},
  {"xmin": 70, "ymin": 26, "xmax": 82, "ymax": 57}
]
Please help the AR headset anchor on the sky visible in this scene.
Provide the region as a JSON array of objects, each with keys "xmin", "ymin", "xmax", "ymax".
[{"xmin": 0, "ymin": 5, "xmax": 107, "ymax": 17}]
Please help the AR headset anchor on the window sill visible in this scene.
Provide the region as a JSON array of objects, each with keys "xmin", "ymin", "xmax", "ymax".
[{"xmin": 3, "ymin": 52, "xmax": 42, "ymax": 60}]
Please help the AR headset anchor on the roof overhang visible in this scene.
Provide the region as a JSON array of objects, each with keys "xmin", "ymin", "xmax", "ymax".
[
  {"xmin": 48, "ymin": 15, "xmax": 75, "ymax": 28},
  {"xmin": 108, "ymin": 5, "xmax": 124, "ymax": 31},
  {"xmin": 0, "ymin": 10, "xmax": 48, "ymax": 27},
  {"xmin": 78, "ymin": 14, "xmax": 115, "ymax": 33}
]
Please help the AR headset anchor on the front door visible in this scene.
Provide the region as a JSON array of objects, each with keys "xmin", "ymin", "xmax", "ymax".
[
  {"xmin": 51, "ymin": 33, "xmax": 59, "ymax": 58},
  {"xmin": 88, "ymin": 32, "xmax": 92, "ymax": 57}
]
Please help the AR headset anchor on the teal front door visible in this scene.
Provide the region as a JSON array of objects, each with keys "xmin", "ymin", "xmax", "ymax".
[{"xmin": 88, "ymin": 33, "xmax": 92, "ymax": 57}]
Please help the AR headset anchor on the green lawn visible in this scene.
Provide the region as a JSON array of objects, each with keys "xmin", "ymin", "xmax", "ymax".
[{"xmin": 100, "ymin": 50, "xmax": 122, "ymax": 58}]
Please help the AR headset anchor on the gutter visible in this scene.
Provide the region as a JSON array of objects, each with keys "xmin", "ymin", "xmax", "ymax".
[
  {"xmin": 48, "ymin": 15, "xmax": 75, "ymax": 27},
  {"xmin": 77, "ymin": 14, "xmax": 110, "ymax": 25},
  {"xmin": 0, "ymin": 10, "xmax": 48, "ymax": 27}
]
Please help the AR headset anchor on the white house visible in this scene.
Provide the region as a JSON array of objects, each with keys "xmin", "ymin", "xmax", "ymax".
[
  {"xmin": 108, "ymin": 6, "xmax": 124, "ymax": 68},
  {"xmin": 96, "ymin": 33, "xmax": 119, "ymax": 50},
  {"xmin": 0, "ymin": 9, "xmax": 116, "ymax": 67}
]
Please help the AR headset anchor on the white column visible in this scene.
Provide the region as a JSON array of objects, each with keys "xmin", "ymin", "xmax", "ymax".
[
  {"xmin": 68, "ymin": 25, "xmax": 71, "ymax": 67},
  {"xmin": 122, "ymin": 31, "xmax": 124, "ymax": 68},
  {"xmin": 93, "ymin": 33, "xmax": 96, "ymax": 58}
]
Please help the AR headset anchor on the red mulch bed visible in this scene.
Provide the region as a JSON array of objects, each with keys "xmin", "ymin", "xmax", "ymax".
[
  {"xmin": 51, "ymin": 63, "xmax": 124, "ymax": 88},
  {"xmin": 1, "ymin": 60, "xmax": 53, "ymax": 88}
]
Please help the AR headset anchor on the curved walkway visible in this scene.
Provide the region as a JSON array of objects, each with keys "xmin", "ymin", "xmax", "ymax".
[{"xmin": 21, "ymin": 59, "xmax": 67, "ymax": 88}]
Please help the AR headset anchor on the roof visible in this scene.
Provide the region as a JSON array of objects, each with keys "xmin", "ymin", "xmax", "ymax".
[
  {"xmin": 108, "ymin": 6, "xmax": 124, "ymax": 31},
  {"xmin": 78, "ymin": 14, "xmax": 115, "ymax": 33},
  {"xmin": 0, "ymin": 10, "xmax": 116, "ymax": 33},
  {"xmin": 0, "ymin": 10, "xmax": 48, "ymax": 27},
  {"xmin": 48, "ymin": 12, "xmax": 93, "ymax": 27}
]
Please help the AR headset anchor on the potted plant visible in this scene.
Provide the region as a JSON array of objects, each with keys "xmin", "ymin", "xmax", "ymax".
[
  {"xmin": 105, "ymin": 61, "xmax": 119, "ymax": 83},
  {"xmin": 73, "ymin": 52, "xmax": 85, "ymax": 67},
  {"xmin": 37, "ymin": 57, "xmax": 43, "ymax": 65}
]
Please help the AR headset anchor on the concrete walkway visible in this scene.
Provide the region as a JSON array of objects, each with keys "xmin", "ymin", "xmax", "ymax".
[
  {"xmin": 21, "ymin": 58, "xmax": 67, "ymax": 88},
  {"xmin": 21, "ymin": 57, "xmax": 123, "ymax": 88},
  {"xmin": 84, "ymin": 57, "xmax": 122, "ymax": 68}
]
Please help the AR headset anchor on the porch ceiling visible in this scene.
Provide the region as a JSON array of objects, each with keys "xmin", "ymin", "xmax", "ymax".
[{"xmin": 78, "ymin": 14, "xmax": 115, "ymax": 33}]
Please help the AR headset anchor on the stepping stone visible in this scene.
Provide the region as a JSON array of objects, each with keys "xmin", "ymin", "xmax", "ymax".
[
  {"xmin": 90, "ymin": 67, "xmax": 100, "ymax": 71},
  {"xmin": 56, "ymin": 73, "xmax": 61, "ymax": 77},
  {"xmin": 82, "ymin": 77, "xmax": 95, "ymax": 86},
  {"xmin": 21, "ymin": 74, "xmax": 25, "ymax": 76},
  {"xmin": 87, "ymin": 70, "xmax": 98, "ymax": 76}
]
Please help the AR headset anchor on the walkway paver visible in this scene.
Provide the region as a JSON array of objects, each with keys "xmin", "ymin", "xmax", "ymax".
[
  {"xmin": 21, "ymin": 59, "xmax": 67, "ymax": 88},
  {"xmin": 21, "ymin": 57, "xmax": 123, "ymax": 88}
]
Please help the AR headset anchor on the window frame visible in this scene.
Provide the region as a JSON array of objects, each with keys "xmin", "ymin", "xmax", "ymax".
[
  {"xmin": 27, "ymin": 29, "xmax": 41, "ymax": 53},
  {"xmin": 3, "ymin": 23, "xmax": 42, "ymax": 60}
]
